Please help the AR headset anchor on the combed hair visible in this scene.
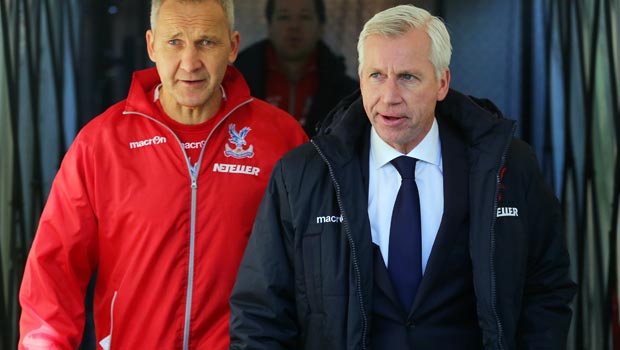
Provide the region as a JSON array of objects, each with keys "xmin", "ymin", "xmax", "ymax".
[
  {"xmin": 357, "ymin": 4, "xmax": 452, "ymax": 80},
  {"xmin": 150, "ymin": 0, "xmax": 235, "ymax": 32}
]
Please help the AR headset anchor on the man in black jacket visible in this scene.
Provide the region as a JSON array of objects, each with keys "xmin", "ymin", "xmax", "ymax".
[
  {"xmin": 230, "ymin": 4, "xmax": 576, "ymax": 350},
  {"xmin": 235, "ymin": 0, "xmax": 357, "ymax": 137}
]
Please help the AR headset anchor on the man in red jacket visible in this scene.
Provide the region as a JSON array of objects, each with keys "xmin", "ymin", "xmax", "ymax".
[{"xmin": 18, "ymin": 0, "xmax": 307, "ymax": 349}]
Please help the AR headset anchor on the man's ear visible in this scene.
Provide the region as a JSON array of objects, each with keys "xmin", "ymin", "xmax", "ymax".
[
  {"xmin": 437, "ymin": 68, "xmax": 451, "ymax": 101},
  {"xmin": 146, "ymin": 29, "xmax": 156, "ymax": 63},
  {"xmin": 228, "ymin": 31, "xmax": 241, "ymax": 64}
]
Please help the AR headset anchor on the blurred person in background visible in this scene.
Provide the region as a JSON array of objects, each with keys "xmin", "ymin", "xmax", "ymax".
[{"xmin": 235, "ymin": 0, "xmax": 357, "ymax": 137}]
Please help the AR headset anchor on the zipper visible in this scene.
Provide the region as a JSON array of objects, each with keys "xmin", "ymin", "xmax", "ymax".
[
  {"xmin": 311, "ymin": 140, "xmax": 368, "ymax": 350},
  {"xmin": 98, "ymin": 291, "xmax": 118, "ymax": 350},
  {"xmin": 183, "ymin": 176, "xmax": 198, "ymax": 350},
  {"xmin": 123, "ymin": 98, "xmax": 253, "ymax": 350},
  {"xmin": 110, "ymin": 291, "xmax": 118, "ymax": 336},
  {"xmin": 489, "ymin": 123, "xmax": 516, "ymax": 350}
]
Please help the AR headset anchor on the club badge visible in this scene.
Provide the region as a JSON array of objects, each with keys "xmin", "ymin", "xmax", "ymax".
[{"xmin": 224, "ymin": 124, "xmax": 255, "ymax": 159}]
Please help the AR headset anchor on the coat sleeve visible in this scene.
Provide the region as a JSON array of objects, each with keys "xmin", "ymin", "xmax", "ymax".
[
  {"xmin": 515, "ymin": 143, "xmax": 577, "ymax": 349},
  {"xmin": 19, "ymin": 138, "xmax": 99, "ymax": 350},
  {"xmin": 229, "ymin": 160, "xmax": 300, "ymax": 349}
]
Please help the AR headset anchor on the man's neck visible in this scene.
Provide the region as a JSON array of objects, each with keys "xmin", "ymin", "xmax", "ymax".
[{"xmin": 159, "ymin": 88, "xmax": 222, "ymax": 125}]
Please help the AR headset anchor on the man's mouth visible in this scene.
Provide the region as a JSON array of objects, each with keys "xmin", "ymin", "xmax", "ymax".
[
  {"xmin": 180, "ymin": 79, "xmax": 205, "ymax": 86},
  {"xmin": 381, "ymin": 114, "xmax": 404, "ymax": 121}
]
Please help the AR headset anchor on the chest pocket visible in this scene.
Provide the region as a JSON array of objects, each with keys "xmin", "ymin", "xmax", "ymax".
[
  {"xmin": 301, "ymin": 222, "xmax": 350, "ymax": 310},
  {"xmin": 302, "ymin": 228, "xmax": 322, "ymax": 311},
  {"xmin": 493, "ymin": 202, "xmax": 527, "ymax": 281}
]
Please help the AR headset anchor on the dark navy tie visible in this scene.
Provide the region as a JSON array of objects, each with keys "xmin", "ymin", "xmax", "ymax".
[{"xmin": 388, "ymin": 156, "xmax": 422, "ymax": 310}]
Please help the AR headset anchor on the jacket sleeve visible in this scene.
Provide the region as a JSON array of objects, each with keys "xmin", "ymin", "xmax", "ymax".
[
  {"xmin": 19, "ymin": 138, "xmax": 99, "ymax": 350},
  {"xmin": 515, "ymin": 142, "xmax": 577, "ymax": 349},
  {"xmin": 229, "ymin": 160, "xmax": 300, "ymax": 349}
]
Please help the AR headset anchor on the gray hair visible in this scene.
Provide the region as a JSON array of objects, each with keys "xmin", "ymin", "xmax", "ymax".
[
  {"xmin": 150, "ymin": 0, "xmax": 235, "ymax": 32},
  {"xmin": 357, "ymin": 4, "xmax": 452, "ymax": 80}
]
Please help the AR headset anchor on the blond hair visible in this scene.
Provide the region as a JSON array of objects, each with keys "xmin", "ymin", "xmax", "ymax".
[
  {"xmin": 150, "ymin": 0, "xmax": 235, "ymax": 32},
  {"xmin": 357, "ymin": 4, "xmax": 452, "ymax": 80}
]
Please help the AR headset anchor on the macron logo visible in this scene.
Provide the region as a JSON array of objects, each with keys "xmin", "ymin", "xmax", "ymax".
[
  {"xmin": 316, "ymin": 215, "xmax": 343, "ymax": 224},
  {"xmin": 497, "ymin": 207, "xmax": 519, "ymax": 217},
  {"xmin": 129, "ymin": 136, "xmax": 167, "ymax": 149}
]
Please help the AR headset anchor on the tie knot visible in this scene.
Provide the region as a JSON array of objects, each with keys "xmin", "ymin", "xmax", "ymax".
[{"xmin": 391, "ymin": 156, "xmax": 417, "ymax": 179}]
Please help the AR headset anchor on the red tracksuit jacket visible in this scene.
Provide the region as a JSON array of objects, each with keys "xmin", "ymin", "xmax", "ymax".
[{"xmin": 19, "ymin": 66, "xmax": 308, "ymax": 349}]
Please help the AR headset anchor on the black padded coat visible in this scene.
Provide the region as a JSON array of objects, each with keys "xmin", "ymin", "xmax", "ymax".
[{"xmin": 230, "ymin": 89, "xmax": 577, "ymax": 350}]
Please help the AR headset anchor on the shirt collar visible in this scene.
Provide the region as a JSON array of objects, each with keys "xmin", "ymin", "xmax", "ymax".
[
  {"xmin": 370, "ymin": 118, "xmax": 442, "ymax": 170},
  {"xmin": 153, "ymin": 83, "xmax": 227, "ymax": 102}
]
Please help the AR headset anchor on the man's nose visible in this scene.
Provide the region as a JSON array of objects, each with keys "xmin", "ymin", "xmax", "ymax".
[
  {"xmin": 180, "ymin": 46, "xmax": 202, "ymax": 72},
  {"xmin": 381, "ymin": 77, "xmax": 402, "ymax": 104}
]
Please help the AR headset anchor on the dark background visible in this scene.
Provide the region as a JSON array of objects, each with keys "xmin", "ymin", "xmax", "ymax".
[{"xmin": 1, "ymin": 0, "xmax": 618, "ymax": 349}]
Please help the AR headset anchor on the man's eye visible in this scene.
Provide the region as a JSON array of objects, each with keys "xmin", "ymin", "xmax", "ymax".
[
  {"xmin": 401, "ymin": 74, "xmax": 415, "ymax": 81},
  {"xmin": 200, "ymin": 40, "xmax": 214, "ymax": 46},
  {"xmin": 168, "ymin": 39, "xmax": 180, "ymax": 45},
  {"xmin": 369, "ymin": 73, "xmax": 381, "ymax": 79}
]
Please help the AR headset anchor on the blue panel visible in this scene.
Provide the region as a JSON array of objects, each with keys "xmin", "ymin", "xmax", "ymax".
[
  {"xmin": 0, "ymin": 0, "xmax": 15, "ymax": 309},
  {"xmin": 443, "ymin": 0, "xmax": 522, "ymax": 130},
  {"xmin": 591, "ymin": 8, "xmax": 616, "ymax": 245},
  {"xmin": 37, "ymin": 3, "xmax": 61, "ymax": 198},
  {"xmin": 530, "ymin": 0, "xmax": 549, "ymax": 164},
  {"xmin": 568, "ymin": 2, "xmax": 586, "ymax": 212},
  {"xmin": 549, "ymin": 1, "xmax": 565, "ymax": 195},
  {"xmin": 17, "ymin": 10, "xmax": 36, "ymax": 240},
  {"xmin": 63, "ymin": 6, "xmax": 77, "ymax": 148}
]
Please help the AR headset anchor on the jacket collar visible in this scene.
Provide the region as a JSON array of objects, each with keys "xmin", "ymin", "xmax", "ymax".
[
  {"xmin": 311, "ymin": 90, "xmax": 367, "ymax": 166},
  {"xmin": 435, "ymin": 90, "xmax": 515, "ymax": 147},
  {"xmin": 122, "ymin": 65, "xmax": 252, "ymax": 119},
  {"xmin": 313, "ymin": 88, "xmax": 516, "ymax": 166}
]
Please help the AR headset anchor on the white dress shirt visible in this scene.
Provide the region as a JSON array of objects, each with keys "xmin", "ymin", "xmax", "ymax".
[{"xmin": 367, "ymin": 119, "xmax": 444, "ymax": 273}]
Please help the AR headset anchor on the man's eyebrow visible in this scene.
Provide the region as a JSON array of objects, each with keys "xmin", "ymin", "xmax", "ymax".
[
  {"xmin": 397, "ymin": 68, "xmax": 424, "ymax": 76},
  {"xmin": 159, "ymin": 30, "xmax": 182, "ymax": 38}
]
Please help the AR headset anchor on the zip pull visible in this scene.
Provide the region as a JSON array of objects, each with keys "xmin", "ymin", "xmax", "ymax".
[{"xmin": 191, "ymin": 179, "xmax": 197, "ymax": 189}]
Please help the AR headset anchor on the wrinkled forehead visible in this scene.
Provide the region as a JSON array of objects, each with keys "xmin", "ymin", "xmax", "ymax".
[
  {"xmin": 360, "ymin": 32, "xmax": 433, "ymax": 67},
  {"xmin": 153, "ymin": 0, "xmax": 233, "ymax": 32},
  {"xmin": 155, "ymin": 0, "xmax": 229, "ymax": 34}
]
